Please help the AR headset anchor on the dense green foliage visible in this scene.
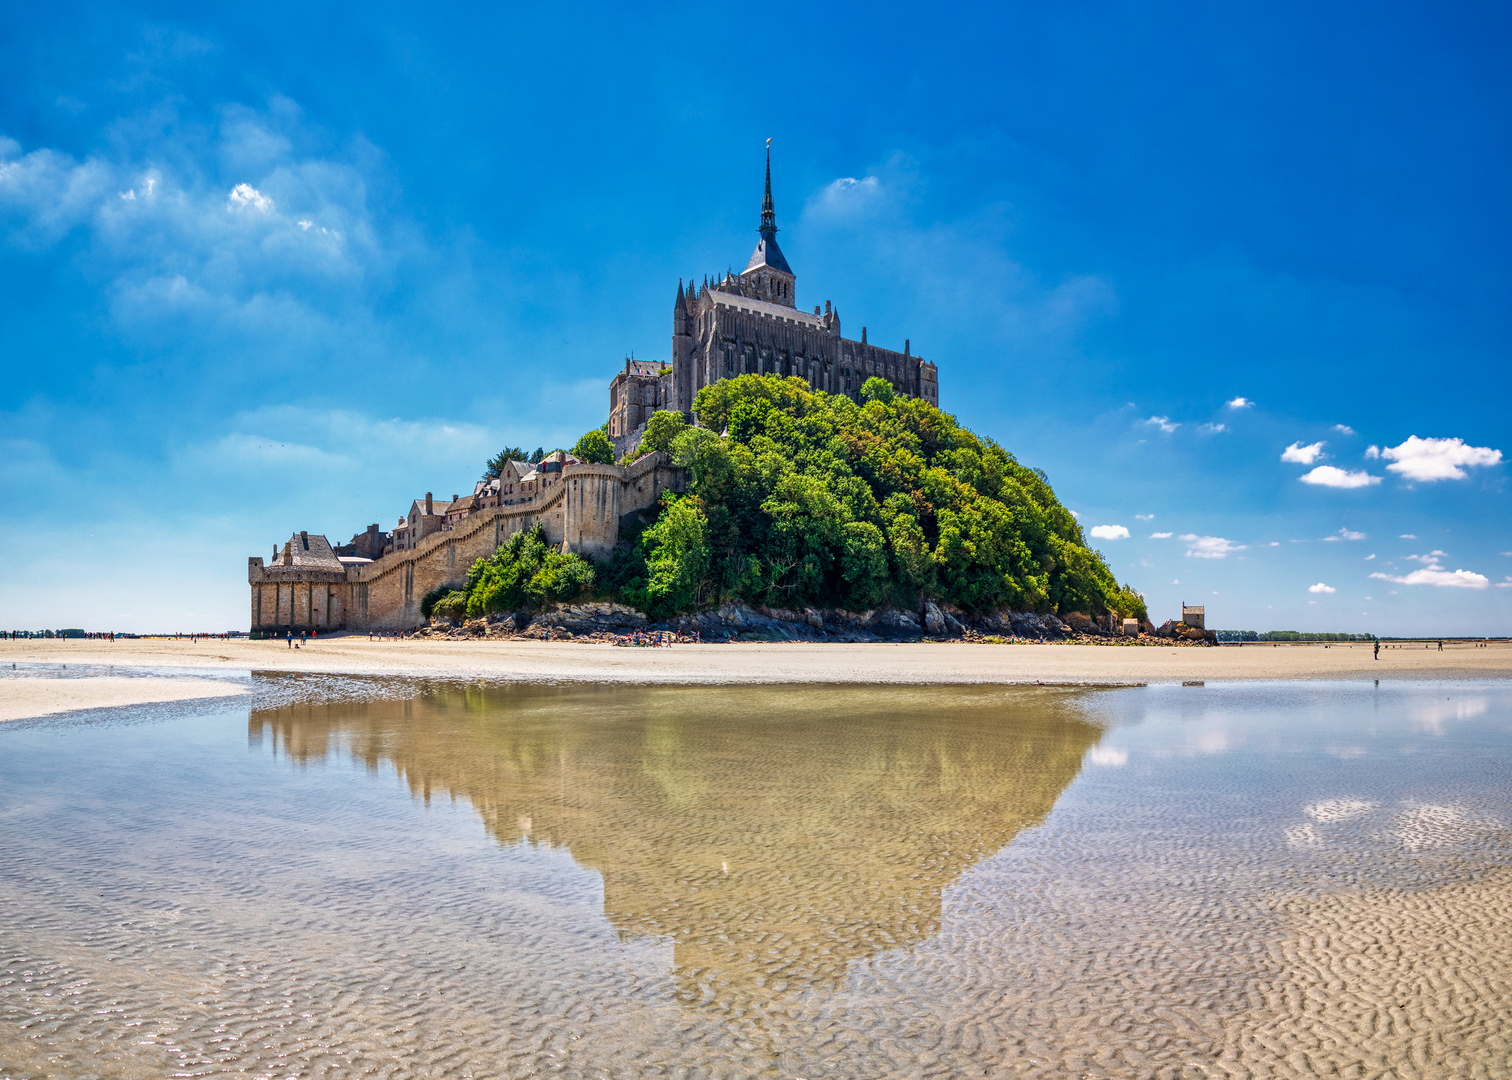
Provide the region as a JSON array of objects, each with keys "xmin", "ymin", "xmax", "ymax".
[
  {"xmin": 610, "ymin": 375, "xmax": 1144, "ymax": 620},
  {"xmin": 460, "ymin": 525, "xmax": 595, "ymax": 618},
  {"xmin": 571, "ymin": 427, "xmax": 615, "ymax": 464}
]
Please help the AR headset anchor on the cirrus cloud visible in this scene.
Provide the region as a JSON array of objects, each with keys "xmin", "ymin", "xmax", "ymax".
[{"xmin": 1381, "ymin": 436, "xmax": 1503, "ymax": 482}]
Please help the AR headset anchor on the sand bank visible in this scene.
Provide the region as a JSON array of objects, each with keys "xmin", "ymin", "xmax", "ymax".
[
  {"xmin": 2, "ymin": 636, "xmax": 1506, "ymax": 706},
  {"xmin": 0, "ymin": 674, "xmax": 247, "ymax": 722}
]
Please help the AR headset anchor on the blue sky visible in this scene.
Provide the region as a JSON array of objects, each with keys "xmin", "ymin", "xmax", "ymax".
[{"xmin": 1, "ymin": 0, "xmax": 1508, "ymax": 634}]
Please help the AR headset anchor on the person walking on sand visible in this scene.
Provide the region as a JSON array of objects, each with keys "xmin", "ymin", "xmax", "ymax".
[
  {"xmin": 1438, "ymin": 639, "xmax": 1444, "ymax": 652},
  {"xmin": 286, "ymin": 630, "xmax": 293, "ymax": 648},
  {"xmin": 1373, "ymin": 640, "xmax": 1380, "ymax": 660}
]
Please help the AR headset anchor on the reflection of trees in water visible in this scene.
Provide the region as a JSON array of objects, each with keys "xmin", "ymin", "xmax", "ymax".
[{"xmin": 251, "ymin": 684, "xmax": 1100, "ymax": 1004}]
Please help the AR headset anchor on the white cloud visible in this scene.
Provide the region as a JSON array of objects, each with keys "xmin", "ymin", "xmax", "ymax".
[
  {"xmin": 1181, "ymin": 534, "xmax": 1246, "ymax": 559},
  {"xmin": 1323, "ymin": 527, "xmax": 1367, "ymax": 541},
  {"xmin": 1365, "ymin": 553, "xmax": 1375, "ymax": 560},
  {"xmin": 1497, "ymin": 578, "xmax": 1512, "ymax": 589},
  {"xmin": 1333, "ymin": 424, "xmax": 1355, "ymax": 435},
  {"xmin": 1308, "ymin": 582, "xmax": 1336, "ymax": 594},
  {"xmin": 1370, "ymin": 567, "xmax": 1490, "ymax": 590},
  {"xmin": 1225, "ymin": 397, "xmax": 1252, "ymax": 409},
  {"xmin": 1405, "ymin": 550, "xmax": 1448, "ymax": 562},
  {"xmin": 1281, "ymin": 441, "xmax": 1325, "ymax": 464},
  {"xmin": 1198, "ymin": 422, "xmax": 1227, "ymax": 434},
  {"xmin": 227, "ymin": 182, "xmax": 275, "ymax": 213},
  {"xmin": 1300, "ymin": 466, "xmax": 1381, "ymax": 488},
  {"xmin": 1381, "ymin": 436, "xmax": 1503, "ymax": 482},
  {"xmin": 1365, "ymin": 445, "xmax": 1381, "ymax": 458},
  {"xmin": 1135, "ymin": 513, "xmax": 1154, "ymax": 521},
  {"xmin": 1150, "ymin": 531, "xmax": 1173, "ymax": 539},
  {"xmin": 1400, "ymin": 534, "xmax": 1417, "ymax": 539},
  {"xmin": 1090, "ymin": 524, "xmax": 1130, "ymax": 540},
  {"xmin": 1145, "ymin": 415, "xmax": 1179, "ymax": 433}
]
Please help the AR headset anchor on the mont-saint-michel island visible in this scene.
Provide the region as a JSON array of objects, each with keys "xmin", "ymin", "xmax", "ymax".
[
  {"xmin": 4, "ymin": 7, "xmax": 1510, "ymax": 1077},
  {"xmin": 248, "ymin": 152, "xmax": 1162, "ymax": 645}
]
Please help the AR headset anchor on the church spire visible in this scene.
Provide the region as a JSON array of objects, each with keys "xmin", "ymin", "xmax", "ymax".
[{"xmin": 759, "ymin": 139, "xmax": 777, "ymax": 235}]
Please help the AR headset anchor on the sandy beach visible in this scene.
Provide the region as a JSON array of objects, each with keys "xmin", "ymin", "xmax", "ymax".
[
  {"xmin": 2, "ymin": 636, "xmax": 1507, "ymax": 722},
  {"xmin": 0, "ymin": 673, "xmax": 248, "ymax": 722}
]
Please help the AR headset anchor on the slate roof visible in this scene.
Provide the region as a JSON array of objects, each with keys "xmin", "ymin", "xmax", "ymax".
[
  {"xmin": 743, "ymin": 234, "xmax": 793, "ymax": 276},
  {"xmin": 711, "ymin": 290, "xmax": 824, "ymax": 328},
  {"xmin": 281, "ymin": 532, "xmax": 345, "ymax": 571}
]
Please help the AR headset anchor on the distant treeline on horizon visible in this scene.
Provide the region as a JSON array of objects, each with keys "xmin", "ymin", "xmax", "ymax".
[{"xmin": 1216, "ymin": 630, "xmax": 1378, "ymax": 642}]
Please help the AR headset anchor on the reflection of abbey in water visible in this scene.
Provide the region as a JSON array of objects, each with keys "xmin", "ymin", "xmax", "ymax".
[{"xmin": 251, "ymin": 685, "xmax": 1098, "ymax": 998}]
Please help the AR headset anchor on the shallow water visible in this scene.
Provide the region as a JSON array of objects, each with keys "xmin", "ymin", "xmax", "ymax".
[{"xmin": 2, "ymin": 679, "xmax": 1510, "ymax": 1079}]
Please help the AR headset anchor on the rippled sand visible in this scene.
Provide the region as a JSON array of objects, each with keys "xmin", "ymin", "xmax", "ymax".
[{"xmin": 1, "ymin": 680, "xmax": 1509, "ymax": 1078}]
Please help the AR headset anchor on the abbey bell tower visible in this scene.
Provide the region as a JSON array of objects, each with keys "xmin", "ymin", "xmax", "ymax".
[{"xmin": 739, "ymin": 146, "xmax": 796, "ymax": 308}]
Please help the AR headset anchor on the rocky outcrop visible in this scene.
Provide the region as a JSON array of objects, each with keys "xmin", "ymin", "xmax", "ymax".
[
  {"xmin": 1155, "ymin": 619, "xmax": 1218, "ymax": 644},
  {"xmin": 419, "ymin": 598, "xmax": 1146, "ymax": 644}
]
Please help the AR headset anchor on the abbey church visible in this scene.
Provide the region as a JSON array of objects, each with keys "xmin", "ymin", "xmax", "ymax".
[{"xmin": 608, "ymin": 152, "xmax": 939, "ymax": 454}]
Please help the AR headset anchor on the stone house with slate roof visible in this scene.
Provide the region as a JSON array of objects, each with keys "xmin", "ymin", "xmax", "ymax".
[{"xmin": 609, "ymin": 150, "xmax": 939, "ymax": 456}]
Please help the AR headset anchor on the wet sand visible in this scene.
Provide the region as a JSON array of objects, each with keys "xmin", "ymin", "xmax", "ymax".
[
  {"xmin": 0, "ymin": 636, "xmax": 1506, "ymax": 721},
  {"xmin": 0, "ymin": 674, "xmax": 248, "ymax": 722},
  {"xmin": 7, "ymin": 634, "xmax": 1511, "ymax": 680}
]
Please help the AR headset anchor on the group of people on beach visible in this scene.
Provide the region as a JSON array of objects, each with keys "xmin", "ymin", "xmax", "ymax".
[{"xmin": 613, "ymin": 630, "xmax": 698, "ymax": 647}]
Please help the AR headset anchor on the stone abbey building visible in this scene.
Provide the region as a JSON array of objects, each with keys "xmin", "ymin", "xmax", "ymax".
[
  {"xmin": 609, "ymin": 152, "xmax": 938, "ymax": 453},
  {"xmin": 250, "ymin": 151, "xmax": 940, "ymax": 633}
]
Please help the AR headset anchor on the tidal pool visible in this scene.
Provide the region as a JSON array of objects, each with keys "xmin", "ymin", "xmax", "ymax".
[{"xmin": 1, "ymin": 678, "xmax": 1509, "ymax": 1078}]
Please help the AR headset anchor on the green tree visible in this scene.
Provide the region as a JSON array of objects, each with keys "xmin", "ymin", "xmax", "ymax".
[
  {"xmin": 571, "ymin": 427, "xmax": 615, "ymax": 464},
  {"xmin": 860, "ymin": 376, "xmax": 896, "ymax": 404},
  {"xmin": 637, "ymin": 494, "xmax": 712, "ymax": 617},
  {"xmin": 464, "ymin": 525, "xmax": 595, "ymax": 617},
  {"xmin": 639, "ymin": 410, "xmax": 689, "ymax": 456},
  {"xmin": 484, "ymin": 446, "xmax": 528, "ymax": 479}
]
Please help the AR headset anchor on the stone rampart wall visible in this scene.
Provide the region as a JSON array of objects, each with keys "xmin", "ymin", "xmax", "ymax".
[{"xmin": 248, "ymin": 454, "xmax": 683, "ymax": 632}]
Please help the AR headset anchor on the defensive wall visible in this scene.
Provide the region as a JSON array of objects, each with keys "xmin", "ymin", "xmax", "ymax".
[{"xmin": 248, "ymin": 454, "xmax": 684, "ymax": 633}]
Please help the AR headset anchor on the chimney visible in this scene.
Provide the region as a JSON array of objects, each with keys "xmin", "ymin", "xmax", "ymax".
[
  {"xmin": 300, "ymin": 530, "xmax": 308, "ymax": 549},
  {"xmin": 904, "ymin": 339, "xmax": 910, "ymax": 357},
  {"xmin": 425, "ymin": 492, "xmax": 433, "ymax": 515}
]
